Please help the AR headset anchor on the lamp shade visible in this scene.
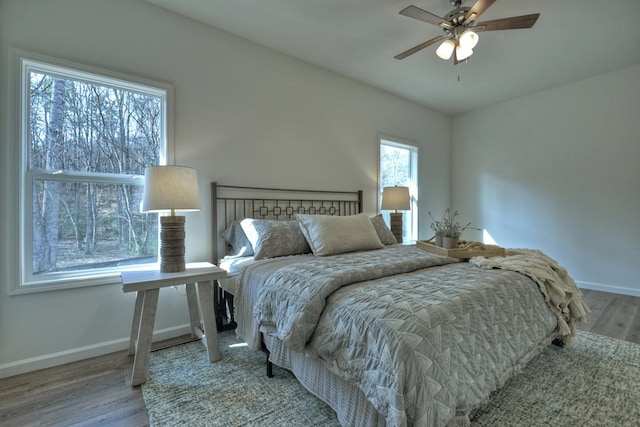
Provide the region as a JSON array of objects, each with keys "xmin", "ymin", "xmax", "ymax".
[
  {"xmin": 459, "ymin": 30, "xmax": 479, "ymax": 49},
  {"xmin": 436, "ymin": 39, "xmax": 455, "ymax": 60},
  {"xmin": 381, "ymin": 186, "xmax": 410, "ymax": 211},
  {"xmin": 142, "ymin": 165, "xmax": 201, "ymax": 213},
  {"xmin": 455, "ymin": 44, "xmax": 473, "ymax": 61}
]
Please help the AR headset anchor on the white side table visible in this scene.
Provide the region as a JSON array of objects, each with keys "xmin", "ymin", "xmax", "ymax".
[{"xmin": 121, "ymin": 262, "xmax": 227, "ymax": 386}]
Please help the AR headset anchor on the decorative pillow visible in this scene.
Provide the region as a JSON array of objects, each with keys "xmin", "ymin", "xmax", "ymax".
[
  {"xmin": 221, "ymin": 220, "xmax": 254, "ymax": 257},
  {"xmin": 239, "ymin": 218, "xmax": 311, "ymax": 260},
  {"xmin": 296, "ymin": 213, "xmax": 384, "ymax": 257},
  {"xmin": 370, "ymin": 214, "xmax": 397, "ymax": 245}
]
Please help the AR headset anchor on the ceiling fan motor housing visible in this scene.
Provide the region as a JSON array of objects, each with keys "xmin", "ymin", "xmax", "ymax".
[{"xmin": 444, "ymin": 8, "xmax": 472, "ymax": 27}]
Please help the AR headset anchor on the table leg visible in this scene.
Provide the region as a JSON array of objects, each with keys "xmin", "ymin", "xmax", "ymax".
[
  {"xmin": 128, "ymin": 291, "xmax": 144, "ymax": 356},
  {"xmin": 185, "ymin": 282, "xmax": 200, "ymax": 339},
  {"xmin": 131, "ymin": 288, "xmax": 159, "ymax": 387},
  {"xmin": 214, "ymin": 279, "xmax": 222, "ymax": 330},
  {"xmin": 197, "ymin": 280, "xmax": 221, "ymax": 362}
]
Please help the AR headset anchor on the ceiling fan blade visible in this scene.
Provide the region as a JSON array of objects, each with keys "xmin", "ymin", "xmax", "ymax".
[
  {"xmin": 464, "ymin": 0, "xmax": 496, "ymax": 22},
  {"xmin": 399, "ymin": 5, "xmax": 451, "ymax": 28},
  {"xmin": 475, "ymin": 13, "xmax": 540, "ymax": 31},
  {"xmin": 394, "ymin": 35, "xmax": 447, "ymax": 60}
]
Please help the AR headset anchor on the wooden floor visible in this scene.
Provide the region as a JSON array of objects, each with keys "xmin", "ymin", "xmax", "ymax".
[{"xmin": 1, "ymin": 289, "xmax": 639, "ymax": 427}]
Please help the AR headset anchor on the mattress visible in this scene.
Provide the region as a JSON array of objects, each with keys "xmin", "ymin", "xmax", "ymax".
[{"xmin": 218, "ymin": 255, "xmax": 255, "ymax": 295}]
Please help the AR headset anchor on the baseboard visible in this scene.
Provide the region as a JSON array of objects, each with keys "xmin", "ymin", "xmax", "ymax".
[
  {"xmin": 577, "ymin": 280, "xmax": 640, "ymax": 297},
  {"xmin": 0, "ymin": 324, "xmax": 192, "ymax": 379}
]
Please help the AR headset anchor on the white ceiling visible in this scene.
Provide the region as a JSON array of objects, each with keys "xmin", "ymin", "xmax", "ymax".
[{"xmin": 145, "ymin": 0, "xmax": 640, "ymax": 115}]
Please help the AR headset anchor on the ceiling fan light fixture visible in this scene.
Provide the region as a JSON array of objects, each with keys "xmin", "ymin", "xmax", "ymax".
[
  {"xmin": 436, "ymin": 39, "xmax": 455, "ymax": 60},
  {"xmin": 455, "ymin": 44, "xmax": 473, "ymax": 61},
  {"xmin": 459, "ymin": 29, "xmax": 479, "ymax": 49},
  {"xmin": 395, "ymin": 3, "xmax": 540, "ymax": 65}
]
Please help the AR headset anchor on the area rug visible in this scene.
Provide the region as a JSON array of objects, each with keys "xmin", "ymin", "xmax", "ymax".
[{"xmin": 142, "ymin": 331, "xmax": 640, "ymax": 426}]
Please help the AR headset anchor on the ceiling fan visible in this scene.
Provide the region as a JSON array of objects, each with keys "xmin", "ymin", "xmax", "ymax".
[{"xmin": 394, "ymin": 0, "xmax": 540, "ymax": 63}]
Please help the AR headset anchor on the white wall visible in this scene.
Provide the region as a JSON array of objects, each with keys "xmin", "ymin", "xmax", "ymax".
[
  {"xmin": 452, "ymin": 64, "xmax": 640, "ymax": 296},
  {"xmin": 0, "ymin": 0, "xmax": 451, "ymax": 377}
]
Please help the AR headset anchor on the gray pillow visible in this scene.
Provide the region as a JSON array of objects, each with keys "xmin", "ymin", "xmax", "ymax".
[
  {"xmin": 370, "ymin": 214, "xmax": 397, "ymax": 245},
  {"xmin": 239, "ymin": 218, "xmax": 311, "ymax": 260},
  {"xmin": 221, "ymin": 220, "xmax": 254, "ymax": 257},
  {"xmin": 296, "ymin": 213, "xmax": 384, "ymax": 257}
]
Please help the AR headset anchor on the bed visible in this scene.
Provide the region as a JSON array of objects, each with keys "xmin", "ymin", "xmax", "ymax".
[{"xmin": 211, "ymin": 182, "xmax": 589, "ymax": 427}]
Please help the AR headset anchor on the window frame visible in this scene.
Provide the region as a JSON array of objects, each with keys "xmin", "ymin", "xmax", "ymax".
[
  {"xmin": 378, "ymin": 135, "xmax": 419, "ymax": 242},
  {"xmin": 13, "ymin": 50, "xmax": 174, "ymax": 294}
]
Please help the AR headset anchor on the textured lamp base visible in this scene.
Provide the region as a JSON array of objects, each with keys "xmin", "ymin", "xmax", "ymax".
[
  {"xmin": 389, "ymin": 212, "xmax": 403, "ymax": 244},
  {"xmin": 160, "ymin": 216, "xmax": 186, "ymax": 272}
]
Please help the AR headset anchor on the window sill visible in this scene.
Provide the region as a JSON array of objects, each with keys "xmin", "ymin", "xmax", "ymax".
[{"xmin": 11, "ymin": 268, "xmax": 144, "ymax": 295}]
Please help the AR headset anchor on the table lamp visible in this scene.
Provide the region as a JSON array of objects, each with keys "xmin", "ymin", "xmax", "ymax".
[
  {"xmin": 381, "ymin": 186, "xmax": 410, "ymax": 243},
  {"xmin": 142, "ymin": 165, "xmax": 201, "ymax": 272}
]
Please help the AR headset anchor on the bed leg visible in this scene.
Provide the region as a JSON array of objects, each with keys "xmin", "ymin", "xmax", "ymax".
[
  {"xmin": 261, "ymin": 343, "xmax": 274, "ymax": 378},
  {"xmin": 267, "ymin": 359, "xmax": 273, "ymax": 378}
]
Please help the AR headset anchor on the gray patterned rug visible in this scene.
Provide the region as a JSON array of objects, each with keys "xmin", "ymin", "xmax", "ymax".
[{"xmin": 142, "ymin": 331, "xmax": 640, "ymax": 426}]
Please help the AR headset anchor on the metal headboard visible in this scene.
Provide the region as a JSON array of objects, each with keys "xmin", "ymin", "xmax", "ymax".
[{"xmin": 211, "ymin": 182, "xmax": 363, "ymax": 263}]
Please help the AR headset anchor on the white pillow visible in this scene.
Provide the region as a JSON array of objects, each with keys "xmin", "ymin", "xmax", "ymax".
[
  {"xmin": 296, "ymin": 213, "xmax": 384, "ymax": 256},
  {"xmin": 240, "ymin": 219, "xmax": 311, "ymax": 260}
]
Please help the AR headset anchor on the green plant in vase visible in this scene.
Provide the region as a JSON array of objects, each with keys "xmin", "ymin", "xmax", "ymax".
[{"xmin": 431, "ymin": 208, "xmax": 477, "ymax": 249}]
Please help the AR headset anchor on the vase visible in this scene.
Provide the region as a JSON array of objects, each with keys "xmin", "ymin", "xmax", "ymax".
[
  {"xmin": 442, "ymin": 236, "xmax": 459, "ymax": 249},
  {"xmin": 435, "ymin": 234, "xmax": 443, "ymax": 247}
]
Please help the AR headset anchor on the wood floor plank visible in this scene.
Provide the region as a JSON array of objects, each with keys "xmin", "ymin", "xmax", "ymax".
[
  {"xmin": 625, "ymin": 299, "xmax": 640, "ymax": 344},
  {"xmin": 585, "ymin": 292, "xmax": 639, "ymax": 340},
  {"xmin": 0, "ymin": 349, "xmax": 148, "ymax": 427},
  {"xmin": 577, "ymin": 289, "xmax": 640, "ymax": 344},
  {"xmin": 578, "ymin": 289, "xmax": 611, "ymax": 330}
]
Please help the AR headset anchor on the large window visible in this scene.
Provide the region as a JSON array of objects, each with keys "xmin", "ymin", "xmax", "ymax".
[
  {"xmin": 18, "ymin": 52, "xmax": 171, "ymax": 290},
  {"xmin": 379, "ymin": 137, "xmax": 418, "ymax": 242}
]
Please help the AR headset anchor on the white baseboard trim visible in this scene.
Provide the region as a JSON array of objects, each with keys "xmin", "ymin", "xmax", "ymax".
[
  {"xmin": 0, "ymin": 323, "xmax": 192, "ymax": 379},
  {"xmin": 577, "ymin": 280, "xmax": 640, "ymax": 297}
]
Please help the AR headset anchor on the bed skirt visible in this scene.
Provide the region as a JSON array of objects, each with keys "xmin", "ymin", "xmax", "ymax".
[
  {"xmin": 264, "ymin": 329, "xmax": 559, "ymax": 427},
  {"xmin": 265, "ymin": 334, "xmax": 385, "ymax": 427}
]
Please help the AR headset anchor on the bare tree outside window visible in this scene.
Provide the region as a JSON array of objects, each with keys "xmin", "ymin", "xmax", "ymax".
[
  {"xmin": 21, "ymin": 56, "xmax": 168, "ymax": 287},
  {"xmin": 379, "ymin": 138, "xmax": 418, "ymax": 241},
  {"xmin": 380, "ymin": 144, "xmax": 410, "ymax": 189}
]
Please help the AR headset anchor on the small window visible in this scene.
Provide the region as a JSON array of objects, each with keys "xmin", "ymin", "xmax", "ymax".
[
  {"xmin": 17, "ymin": 52, "xmax": 172, "ymax": 291},
  {"xmin": 379, "ymin": 137, "xmax": 418, "ymax": 242}
]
